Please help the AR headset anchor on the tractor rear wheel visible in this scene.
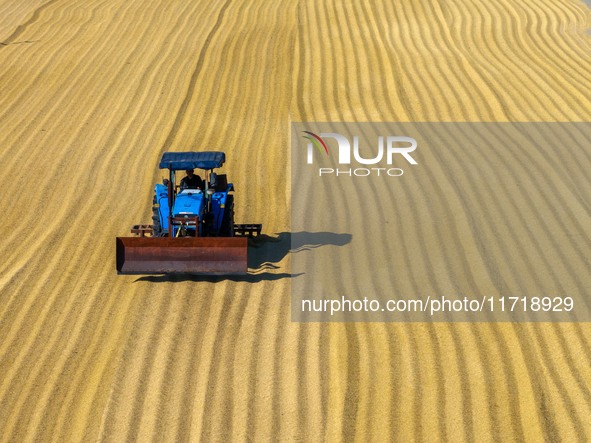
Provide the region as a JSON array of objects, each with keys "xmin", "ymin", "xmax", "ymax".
[
  {"xmin": 152, "ymin": 202, "xmax": 163, "ymax": 237},
  {"xmin": 220, "ymin": 195, "xmax": 234, "ymax": 237}
]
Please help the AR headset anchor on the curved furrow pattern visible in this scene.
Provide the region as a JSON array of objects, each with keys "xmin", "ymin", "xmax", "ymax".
[
  {"xmin": 0, "ymin": 0, "xmax": 220, "ymax": 434},
  {"xmin": 0, "ymin": 0, "xmax": 204, "ymax": 392},
  {"xmin": 1, "ymin": 0, "xmax": 591, "ymax": 441},
  {"xmin": 0, "ymin": 0, "xmax": 156, "ymax": 269},
  {"xmin": 482, "ymin": 0, "xmax": 591, "ymax": 118},
  {"xmin": 0, "ymin": 0, "xmax": 62, "ymax": 46},
  {"xmin": 430, "ymin": 124, "xmax": 591, "ymax": 437},
  {"xmin": 335, "ymin": 3, "xmax": 497, "ymax": 441},
  {"xmin": 0, "ymin": 1, "xmax": 46, "ymax": 34}
]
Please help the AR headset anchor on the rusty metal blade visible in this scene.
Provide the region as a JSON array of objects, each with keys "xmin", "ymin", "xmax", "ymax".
[{"xmin": 116, "ymin": 237, "xmax": 247, "ymax": 274}]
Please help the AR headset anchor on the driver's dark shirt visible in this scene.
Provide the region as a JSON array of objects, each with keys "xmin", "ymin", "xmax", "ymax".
[{"xmin": 180, "ymin": 175, "xmax": 203, "ymax": 189}]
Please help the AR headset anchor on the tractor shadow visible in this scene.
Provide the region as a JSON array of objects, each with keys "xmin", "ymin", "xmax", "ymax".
[{"xmin": 134, "ymin": 231, "xmax": 352, "ymax": 283}]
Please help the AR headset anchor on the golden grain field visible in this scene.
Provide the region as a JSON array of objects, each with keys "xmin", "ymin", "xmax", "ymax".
[{"xmin": 1, "ymin": 0, "xmax": 591, "ymax": 441}]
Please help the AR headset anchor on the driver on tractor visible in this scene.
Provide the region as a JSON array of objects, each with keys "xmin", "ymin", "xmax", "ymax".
[{"xmin": 180, "ymin": 169, "xmax": 203, "ymax": 190}]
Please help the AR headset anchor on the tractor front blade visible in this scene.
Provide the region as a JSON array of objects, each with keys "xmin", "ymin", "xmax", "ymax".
[{"xmin": 116, "ymin": 237, "xmax": 247, "ymax": 274}]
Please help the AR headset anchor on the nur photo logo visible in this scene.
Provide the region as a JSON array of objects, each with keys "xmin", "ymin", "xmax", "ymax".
[{"xmin": 302, "ymin": 130, "xmax": 418, "ymax": 177}]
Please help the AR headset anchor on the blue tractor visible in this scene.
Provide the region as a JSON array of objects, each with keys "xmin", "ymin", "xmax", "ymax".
[{"xmin": 116, "ymin": 151, "xmax": 261, "ymax": 274}]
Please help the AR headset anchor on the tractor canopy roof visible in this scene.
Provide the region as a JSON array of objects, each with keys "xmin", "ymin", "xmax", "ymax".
[{"xmin": 159, "ymin": 151, "xmax": 225, "ymax": 170}]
